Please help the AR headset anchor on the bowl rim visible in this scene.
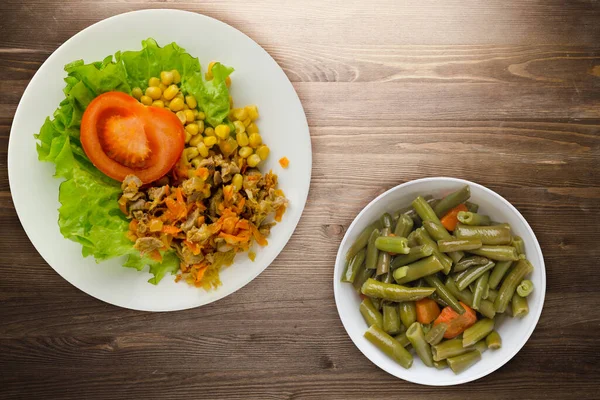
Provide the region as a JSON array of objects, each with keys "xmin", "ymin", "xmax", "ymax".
[{"xmin": 333, "ymin": 176, "xmax": 546, "ymax": 386}]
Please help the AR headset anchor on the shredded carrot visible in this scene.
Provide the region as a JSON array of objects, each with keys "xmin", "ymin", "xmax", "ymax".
[
  {"xmin": 440, "ymin": 204, "xmax": 468, "ymax": 231},
  {"xmin": 196, "ymin": 167, "xmax": 209, "ymax": 180},
  {"xmin": 275, "ymin": 205, "xmax": 286, "ymax": 222},
  {"xmin": 250, "ymin": 224, "xmax": 268, "ymax": 246},
  {"xmin": 434, "ymin": 302, "xmax": 477, "ymax": 338},
  {"xmin": 279, "ymin": 157, "xmax": 289, "ymax": 168},
  {"xmin": 223, "ymin": 184, "xmax": 234, "ymax": 203},
  {"xmin": 219, "ymin": 231, "xmax": 252, "ymax": 244},
  {"xmin": 129, "ymin": 219, "xmax": 139, "ymax": 231},
  {"xmin": 416, "ymin": 298, "xmax": 441, "ymax": 324},
  {"xmin": 162, "ymin": 225, "xmax": 181, "ymax": 235},
  {"xmin": 149, "ymin": 250, "xmax": 163, "ymax": 262},
  {"xmin": 183, "ymin": 240, "xmax": 202, "ymax": 255}
]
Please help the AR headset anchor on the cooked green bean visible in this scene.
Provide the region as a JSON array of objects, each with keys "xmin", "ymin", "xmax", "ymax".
[
  {"xmin": 361, "ymin": 279, "xmax": 435, "ymax": 302},
  {"xmin": 437, "ymin": 238, "xmax": 482, "ymax": 252},
  {"xmin": 380, "ymin": 270, "xmax": 393, "ymax": 284},
  {"xmin": 486, "ymin": 289, "xmax": 498, "ymax": 302},
  {"xmin": 392, "ymin": 266, "xmax": 408, "ymax": 281},
  {"xmin": 346, "ymin": 220, "xmax": 383, "ymax": 261},
  {"xmin": 421, "ymin": 221, "xmax": 464, "ymax": 264},
  {"xmin": 434, "ymin": 185, "xmax": 471, "ymax": 218},
  {"xmin": 380, "ymin": 213, "xmax": 393, "ymax": 229},
  {"xmin": 432, "ymin": 338, "xmax": 473, "ymax": 361},
  {"xmin": 494, "ymin": 259, "xmax": 534, "ymax": 313},
  {"xmin": 394, "ymin": 255, "xmax": 445, "ymax": 284},
  {"xmin": 353, "ymin": 264, "xmax": 373, "ymax": 292},
  {"xmin": 406, "ymin": 322, "xmax": 434, "ymax": 367},
  {"xmin": 393, "ymin": 333, "xmax": 411, "ymax": 348},
  {"xmin": 392, "ymin": 195, "xmax": 433, "ymax": 221},
  {"xmin": 414, "ymin": 228, "xmax": 453, "ymax": 274},
  {"xmin": 469, "ymin": 245, "xmax": 519, "ymax": 261},
  {"xmin": 383, "ymin": 304, "xmax": 402, "ymax": 334},
  {"xmin": 454, "ymin": 223, "xmax": 512, "ymax": 245},
  {"xmin": 454, "ymin": 256, "xmax": 490, "ymax": 273},
  {"xmin": 433, "ymin": 360, "xmax": 448, "ymax": 370},
  {"xmin": 360, "ymin": 298, "xmax": 383, "ymax": 328},
  {"xmin": 375, "ymin": 236, "xmax": 410, "ymax": 254},
  {"xmin": 472, "ymin": 271, "xmax": 489, "ymax": 310},
  {"xmin": 375, "ymin": 228, "xmax": 391, "ymax": 276},
  {"xmin": 399, "ymin": 301, "xmax": 416, "ymax": 329},
  {"xmin": 465, "ymin": 201, "xmax": 479, "ymax": 213},
  {"xmin": 430, "ymin": 292, "xmax": 449, "ymax": 308},
  {"xmin": 456, "ymin": 211, "xmax": 491, "ymax": 226},
  {"xmin": 413, "ymin": 196, "xmax": 444, "ymax": 226},
  {"xmin": 341, "ymin": 248, "xmax": 366, "ymax": 283},
  {"xmin": 394, "ymin": 214, "xmax": 414, "ymax": 238},
  {"xmin": 444, "ymin": 277, "xmax": 496, "ymax": 319},
  {"xmin": 403, "ymin": 198, "xmax": 440, "ymax": 226},
  {"xmin": 422, "ymin": 323, "xmax": 432, "ymax": 335},
  {"xmin": 517, "ymin": 279, "xmax": 534, "ymax": 297},
  {"xmin": 488, "ymin": 260, "xmax": 513, "ymax": 290},
  {"xmin": 425, "ymin": 322, "xmax": 447, "ymax": 345},
  {"xmin": 364, "ymin": 325, "xmax": 413, "ymax": 369},
  {"xmin": 486, "ymin": 331, "xmax": 502, "ymax": 349},
  {"xmin": 391, "ymin": 244, "xmax": 433, "ymax": 270},
  {"xmin": 463, "ymin": 318, "xmax": 495, "ymax": 347},
  {"xmin": 424, "ymin": 275, "xmax": 464, "ymax": 314},
  {"xmin": 447, "ymin": 350, "xmax": 481, "ymax": 374},
  {"xmin": 512, "ymin": 293, "xmax": 529, "ymax": 318},
  {"xmin": 511, "ymin": 235, "xmax": 526, "ymax": 255},
  {"xmin": 406, "ymin": 230, "xmax": 419, "ymax": 247},
  {"xmin": 473, "ymin": 339, "xmax": 487, "ymax": 354},
  {"xmin": 455, "ymin": 261, "xmax": 496, "ymax": 291},
  {"xmin": 365, "ymin": 229, "xmax": 380, "ymax": 270}
]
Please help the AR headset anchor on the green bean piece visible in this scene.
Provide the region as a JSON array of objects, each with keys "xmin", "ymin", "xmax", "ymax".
[
  {"xmin": 473, "ymin": 339, "xmax": 487, "ymax": 354},
  {"xmin": 380, "ymin": 213, "xmax": 393, "ymax": 229},
  {"xmin": 511, "ymin": 235, "xmax": 526, "ymax": 255},
  {"xmin": 465, "ymin": 201, "xmax": 479, "ymax": 213},
  {"xmin": 394, "ymin": 214, "xmax": 414, "ymax": 238},
  {"xmin": 454, "ymin": 256, "xmax": 490, "ymax": 273},
  {"xmin": 375, "ymin": 228, "xmax": 391, "ymax": 276},
  {"xmin": 371, "ymin": 297, "xmax": 383, "ymax": 311},
  {"xmin": 406, "ymin": 322, "xmax": 434, "ymax": 367},
  {"xmin": 517, "ymin": 279, "xmax": 534, "ymax": 297},
  {"xmin": 393, "ymin": 333, "xmax": 411, "ymax": 348},
  {"xmin": 472, "ymin": 271, "xmax": 490, "ymax": 310},
  {"xmin": 444, "ymin": 278, "xmax": 496, "ymax": 320},
  {"xmin": 346, "ymin": 220, "xmax": 383, "ymax": 262},
  {"xmin": 437, "ymin": 238, "xmax": 483, "ymax": 253},
  {"xmin": 361, "ymin": 279, "xmax": 435, "ymax": 302},
  {"xmin": 421, "ymin": 221, "xmax": 464, "ymax": 264},
  {"xmin": 414, "ymin": 228, "xmax": 453, "ymax": 274},
  {"xmin": 469, "ymin": 245, "xmax": 519, "ymax": 261},
  {"xmin": 456, "ymin": 211, "xmax": 491, "ymax": 226},
  {"xmin": 365, "ymin": 229, "xmax": 381, "ymax": 270},
  {"xmin": 399, "ymin": 302, "xmax": 417, "ymax": 329},
  {"xmin": 486, "ymin": 289, "xmax": 498, "ymax": 302},
  {"xmin": 430, "ymin": 292, "xmax": 449, "ymax": 308},
  {"xmin": 482, "ymin": 280, "xmax": 489, "ymax": 299},
  {"xmin": 424, "ymin": 275, "xmax": 465, "ymax": 314},
  {"xmin": 486, "ymin": 331, "xmax": 502, "ymax": 349},
  {"xmin": 494, "ymin": 259, "xmax": 534, "ymax": 313},
  {"xmin": 393, "ymin": 266, "xmax": 409, "ymax": 281},
  {"xmin": 375, "ymin": 236, "xmax": 410, "ymax": 255},
  {"xmin": 468, "ymin": 282, "xmax": 477, "ymax": 293},
  {"xmin": 394, "ymin": 255, "xmax": 445, "ymax": 284},
  {"xmin": 360, "ymin": 298, "xmax": 383, "ymax": 328},
  {"xmin": 391, "ymin": 244, "xmax": 433, "ymax": 270},
  {"xmin": 488, "ymin": 260, "xmax": 513, "ymax": 289},
  {"xmin": 383, "ymin": 304, "xmax": 402, "ymax": 334},
  {"xmin": 433, "ymin": 360, "xmax": 448, "ymax": 370},
  {"xmin": 425, "ymin": 322, "xmax": 447, "ymax": 345},
  {"xmin": 447, "ymin": 350, "xmax": 481, "ymax": 374},
  {"xmin": 455, "ymin": 261, "xmax": 496, "ymax": 291},
  {"xmin": 434, "ymin": 185, "xmax": 471, "ymax": 218},
  {"xmin": 353, "ymin": 264, "xmax": 374, "ymax": 292},
  {"xmin": 341, "ymin": 249, "xmax": 366, "ymax": 283},
  {"xmin": 406, "ymin": 230, "xmax": 419, "ymax": 247},
  {"xmin": 463, "ymin": 318, "xmax": 494, "ymax": 347},
  {"xmin": 512, "ymin": 293, "xmax": 529, "ymax": 318},
  {"xmin": 393, "ymin": 194, "xmax": 433, "ymax": 220},
  {"xmin": 432, "ymin": 338, "xmax": 473, "ymax": 361},
  {"xmin": 405, "ymin": 198, "xmax": 440, "ymax": 226},
  {"xmin": 422, "ymin": 323, "xmax": 432, "ymax": 335},
  {"xmin": 364, "ymin": 325, "xmax": 414, "ymax": 369},
  {"xmin": 413, "ymin": 196, "xmax": 444, "ymax": 225},
  {"xmin": 379, "ymin": 270, "xmax": 393, "ymax": 284},
  {"xmin": 454, "ymin": 223, "xmax": 512, "ymax": 245}
]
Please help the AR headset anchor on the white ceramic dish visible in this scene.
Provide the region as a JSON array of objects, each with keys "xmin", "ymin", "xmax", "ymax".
[
  {"xmin": 8, "ymin": 10, "xmax": 311, "ymax": 311},
  {"xmin": 333, "ymin": 177, "xmax": 545, "ymax": 385}
]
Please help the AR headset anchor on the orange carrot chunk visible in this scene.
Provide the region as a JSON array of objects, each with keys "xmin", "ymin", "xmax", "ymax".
[
  {"xmin": 416, "ymin": 298, "xmax": 441, "ymax": 324},
  {"xmin": 279, "ymin": 157, "xmax": 289, "ymax": 168},
  {"xmin": 434, "ymin": 302, "xmax": 477, "ymax": 339},
  {"xmin": 440, "ymin": 203, "xmax": 468, "ymax": 231}
]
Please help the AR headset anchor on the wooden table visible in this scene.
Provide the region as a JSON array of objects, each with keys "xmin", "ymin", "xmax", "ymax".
[{"xmin": 1, "ymin": 1, "xmax": 599, "ymax": 399}]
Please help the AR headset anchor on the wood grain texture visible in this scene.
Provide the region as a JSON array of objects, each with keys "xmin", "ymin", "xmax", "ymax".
[{"xmin": 1, "ymin": 0, "xmax": 600, "ymax": 399}]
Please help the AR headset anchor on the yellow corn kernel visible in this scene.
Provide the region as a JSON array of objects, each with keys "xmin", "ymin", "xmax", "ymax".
[
  {"xmin": 238, "ymin": 146, "xmax": 253, "ymax": 158},
  {"xmin": 248, "ymin": 133, "xmax": 262, "ymax": 148},
  {"xmin": 184, "ymin": 147, "xmax": 199, "ymax": 162},
  {"xmin": 233, "ymin": 120, "xmax": 246, "ymax": 135},
  {"xmin": 169, "ymin": 97, "xmax": 185, "ymax": 112},
  {"xmin": 242, "ymin": 117, "xmax": 252, "ymax": 127},
  {"xmin": 189, "ymin": 133, "xmax": 203, "ymax": 147},
  {"xmin": 246, "ymin": 122, "xmax": 259, "ymax": 134},
  {"xmin": 197, "ymin": 111, "xmax": 206, "ymax": 121},
  {"xmin": 256, "ymin": 145, "xmax": 270, "ymax": 160},
  {"xmin": 246, "ymin": 105, "xmax": 259, "ymax": 121},
  {"xmin": 140, "ymin": 95, "xmax": 153, "ymax": 106},
  {"xmin": 232, "ymin": 174, "xmax": 243, "ymax": 192},
  {"xmin": 148, "ymin": 77, "xmax": 160, "ymax": 87},
  {"xmin": 175, "ymin": 111, "xmax": 187, "ymax": 124},
  {"xmin": 206, "ymin": 61, "xmax": 216, "ymax": 80},
  {"xmin": 186, "ymin": 123, "xmax": 200, "ymax": 136},
  {"xmin": 247, "ymin": 154, "xmax": 261, "ymax": 168},
  {"xmin": 176, "ymin": 92, "xmax": 184, "ymax": 99},
  {"xmin": 163, "ymin": 84, "xmax": 179, "ymax": 100},
  {"xmin": 171, "ymin": 70, "xmax": 181, "ymax": 84},
  {"xmin": 232, "ymin": 108, "xmax": 248, "ymax": 121},
  {"xmin": 145, "ymin": 86, "xmax": 162, "ymax": 100},
  {"xmin": 183, "ymin": 104, "xmax": 190, "ymax": 111},
  {"xmin": 196, "ymin": 120, "xmax": 205, "ymax": 134},
  {"xmin": 204, "ymin": 127, "xmax": 215, "ymax": 137},
  {"xmin": 225, "ymin": 76, "xmax": 231, "ymax": 87},
  {"xmin": 185, "ymin": 95, "xmax": 197, "ymax": 109},
  {"xmin": 192, "ymin": 109, "xmax": 199, "ymax": 118},
  {"xmin": 149, "ymin": 219, "xmax": 163, "ymax": 232},
  {"xmin": 160, "ymin": 70, "xmax": 174, "ymax": 86},
  {"xmin": 184, "ymin": 109, "xmax": 195, "ymax": 123},
  {"xmin": 152, "ymin": 100, "xmax": 164, "ymax": 108},
  {"xmin": 236, "ymin": 131, "xmax": 249, "ymax": 147},
  {"xmin": 215, "ymin": 124, "xmax": 231, "ymax": 140},
  {"xmin": 185, "ymin": 130, "xmax": 192, "ymax": 144},
  {"xmin": 197, "ymin": 142, "xmax": 209, "ymax": 157},
  {"xmin": 204, "ymin": 136, "xmax": 218, "ymax": 148},
  {"xmin": 190, "ymin": 156, "xmax": 203, "ymax": 169},
  {"xmin": 202, "ymin": 186, "xmax": 211, "ymax": 198},
  {"xmin": 159, "ymin": 83, "xmax": 167, "ymax": 92},
  {"xmin": 131, "ymin": 87, "xmax": 143, "ymax": 100}
]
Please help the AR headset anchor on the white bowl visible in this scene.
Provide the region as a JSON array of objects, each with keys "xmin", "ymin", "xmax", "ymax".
[
  {"xmin": 8, "ymin": 10, "xmax": 311, "ymax": 311},
  {"xmin": 333, "ymin": 177, "xmax": 545, "ymax": 386}
]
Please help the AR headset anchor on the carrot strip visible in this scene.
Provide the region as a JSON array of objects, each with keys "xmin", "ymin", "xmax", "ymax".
[
  {"xmin": 416, "ymin": 298, "xmax": 441, "ymax": 324},
  {"xmin": 440, "ymin": 204, "xmax": 468, "ymax": 231},
  {"xmin": 434, "ymin": 302, "xmax": 477, "ymax": 338}
]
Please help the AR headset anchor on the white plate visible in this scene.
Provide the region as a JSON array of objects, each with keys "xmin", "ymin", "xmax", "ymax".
[
  {"xmin": 8, "ymin": 10, "xmax": 311, "ymax": 311},
  {"xmin": 333, "ymin": 177, "xmax": 545, "ymax": 385}
]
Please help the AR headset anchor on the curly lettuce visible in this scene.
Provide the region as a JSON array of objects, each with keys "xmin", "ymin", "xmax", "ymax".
[{"xmin": 35, "ymin": 38, "xmax": 233, "ymax": 284}]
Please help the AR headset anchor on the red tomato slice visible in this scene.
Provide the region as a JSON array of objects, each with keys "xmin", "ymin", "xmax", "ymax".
[{"xmin": 80, "ymin": 91, "xmax": 185, "ymax": 184}]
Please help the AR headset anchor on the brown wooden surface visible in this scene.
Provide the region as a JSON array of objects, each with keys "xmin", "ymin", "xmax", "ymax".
[{"xmin": 1, "ymin": 1, "xmax": 600, "ymax": 399}]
